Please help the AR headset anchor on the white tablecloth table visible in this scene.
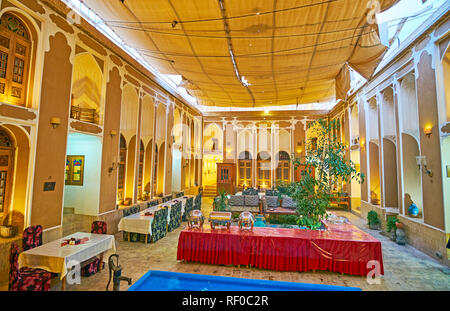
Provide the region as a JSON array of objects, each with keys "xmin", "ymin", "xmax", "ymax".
[
  {"xmin": 118, "ymin": 196, "xmax": 194, "ymax": 236},
  {"xmin": 18, "ymin": 232, "xmax": 116, "ymax": 282}
]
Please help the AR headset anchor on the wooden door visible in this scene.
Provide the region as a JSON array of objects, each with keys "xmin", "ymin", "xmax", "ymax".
[
  {"xmin": 0, "ymin": 148, "xmax": 14, "ymax": 214},
  {"xmin": 216, "ymin": 163, "xmax": 235, "ymax": 195}
]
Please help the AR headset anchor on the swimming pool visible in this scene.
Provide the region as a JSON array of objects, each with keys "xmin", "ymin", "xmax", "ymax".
[{"xmin": 128, "ymin": 270, "xmax": 361, "ymax": 291}]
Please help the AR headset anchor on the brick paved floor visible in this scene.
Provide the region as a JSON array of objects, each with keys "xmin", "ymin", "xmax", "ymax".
[{"xmin": 2, "ymin": 198, "xmax": 449, "ymax": 291}]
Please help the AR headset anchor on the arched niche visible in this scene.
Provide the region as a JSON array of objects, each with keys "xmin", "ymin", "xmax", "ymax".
[
  {"xmin": 157, "ymin": 141, "xmax": 165, "ymax": 195},
  {"xmin": 141, "ymin": 95, "xmax": 154, "ymax": 145},
  {"xmin": 402, "ymin": 133, "xmax": 423, "ymax": 217},
  {"xmin": 442, "ymin": 46, "xmax": 450, "ymax": 122},
  {"xmin": 369, "ymin": 141, "xmax": 380, "ymax": 205},
  {"xmin": 383, "ymin": 137, "xmax": 398, "ymax": 208},
  {"xmin": 71, "ymin": 53, "xmax": 103, "ymax": 125},
  {"xmin": 0, "ymin": 124, "xmax": 29, "ymax": 232},
  {"xmin": 120, "ymin": 84, "xmax": 139, "ymax": 143},
  {"xmin": 155, "ymin": 104, "xmax": 166, "ymax": 147},
  {"xmin": 399, "ymin": 72, "xmax": 419, "ymax": 140},
  {"xmin": 125, "ymin": 134, "xmax": 137, "ymax": 200},
  {"xmin": 117, "ymin": 133, "xmax": 127, "ymax": 203},
  {"xmin": 237, "ymin": 130, "xmax": 253, "ymax": 156},
  {"xmin": 203, "ymin": 123, "xmax": 223, "ymax": 154},
  {"xmin": 137, "ymin": 139, "xmax": 144, "ymax": 200}
]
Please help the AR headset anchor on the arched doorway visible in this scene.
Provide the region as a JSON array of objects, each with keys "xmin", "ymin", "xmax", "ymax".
[
  {"xmin": 275, "ymin": 151, "xmax": 290, "ymax": 184},
  {"xmin": 257, "ymin": 151, "xmax": 271, "ymax": 188},
  {"xmin": 0, "ymin": 128, "xmax": 15, "ymax": 216},
  {"xmin": 238, "ymin": 151, "xmax": 252, "ymax": 187},
  {"xmin": 117, "ymin": 134, "xmax": 127, "ymax": 204}
]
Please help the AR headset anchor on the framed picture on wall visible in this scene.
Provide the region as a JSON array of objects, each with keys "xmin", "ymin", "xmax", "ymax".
[{"xmin": 65, "ymin": 155, "xmax": 85, "ymax": 186}]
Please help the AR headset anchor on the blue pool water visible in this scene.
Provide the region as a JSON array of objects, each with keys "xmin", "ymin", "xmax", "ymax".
[{"xmin": 128, "ymin": 270, "xmax": 361, "ymax": 291}]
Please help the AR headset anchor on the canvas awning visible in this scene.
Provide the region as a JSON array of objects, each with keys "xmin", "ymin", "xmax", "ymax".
[{"xmin": 81, "ymin": 0, "xmax": 399, "ymax": 107}]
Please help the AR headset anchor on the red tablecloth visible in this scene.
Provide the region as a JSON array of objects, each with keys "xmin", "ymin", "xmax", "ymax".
[{"xmin": 177, "ymin": 224, "xmax": 384, "ymax": 276}]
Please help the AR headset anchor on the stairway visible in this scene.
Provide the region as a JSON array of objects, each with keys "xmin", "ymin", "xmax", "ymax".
[{"xmin": 203, "ymin": 184, "xmax": 217, "ymax": 197}]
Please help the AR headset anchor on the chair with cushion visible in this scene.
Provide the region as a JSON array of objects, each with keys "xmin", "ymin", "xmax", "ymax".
[
  {"xmin": 81, "ymin": 221, "xmax": 107, "ymax": 277},
  {"xmin": 122, "ymin": 208, "xmax": 140, "ymax": 242},
  {"xmin": 22, "ymin": 225, "xmax": 43, "ymax": 251},
  {"xmin": 168, "ymin": 201, "xmax": 182, "ymax": 232},
  {"xmin": 228, "ymin": 195, "xmax": 245, "ymax": 212},
  {"xmin": 183, "ymin": 197, "xmax": 194, "ymax": 221},
  {"xmin": 281, "ymin": 195, "xmax": 296, "ymax": 209},
  {"xmin": 91, "ymin": 221, "xmax": 107, "ymax": 234},
  {"xmin": 162, "ymin": 195, "xmax": 173, "ymax": 203},
  {"xmin": 194, "ymin": 192, "xmax": 202, "ymax": 210},
  {"xmin": 244, "ymin": 195, "xmax": 260, "ymax": 212},
  {"xmin": 9, "ymin": 243, "xmax": 52, "ymax": 291},
  {"xmin": 151, "ymin": 207, "xmax": 168, "ymax": 243},
  {"xmin": 265, "ymin": 196, "xmax": 279, "ymax": 210},
  {"xmin": 148, "ymin": 199, "xmax": 159, "ymax": 208}
]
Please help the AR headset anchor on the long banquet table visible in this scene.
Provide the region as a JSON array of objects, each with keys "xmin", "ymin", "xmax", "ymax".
[
  {"xmin": 177, "ymin": 223, "xmax": 384, "ymax": 277},
  {"xmin": 118, "ymin": 196, "xmax": 194, "ymax": 238}
]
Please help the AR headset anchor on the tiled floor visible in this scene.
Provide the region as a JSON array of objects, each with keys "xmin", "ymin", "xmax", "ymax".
[{"xmin": 2, "ymin": 198, "xmax": 449, "ymax": 291}]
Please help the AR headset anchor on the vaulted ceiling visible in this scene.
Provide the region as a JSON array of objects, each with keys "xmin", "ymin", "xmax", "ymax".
[{"xmin": 81, "ymin": 0, "xmax": 399, "ymax": 107}]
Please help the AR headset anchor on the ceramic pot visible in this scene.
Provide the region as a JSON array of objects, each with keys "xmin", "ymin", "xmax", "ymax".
[{"xmin": 395, "ymin": 222, "xmax": 404, "ymax": 229}]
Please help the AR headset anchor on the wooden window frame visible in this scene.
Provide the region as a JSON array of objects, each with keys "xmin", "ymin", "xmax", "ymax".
[{"xmin": 0, "ymin": 14, "xmax": 31, "ymax": 106}]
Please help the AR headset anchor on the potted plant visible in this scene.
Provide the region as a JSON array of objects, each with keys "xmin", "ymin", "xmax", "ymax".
[
  {"xmin": 213, "ymin": 189, "xmax": 230, "ymax": 212},
  {"xmin": 367, "ymin": 211, "xmax": 380, "ymax": 230},
  {"xmin": 290, "ymin": 119, "xmax": 364, "ymax": 230},
  {"xmin": 386, "ymin": 216, "xmax": 399, "ymax": 241}
]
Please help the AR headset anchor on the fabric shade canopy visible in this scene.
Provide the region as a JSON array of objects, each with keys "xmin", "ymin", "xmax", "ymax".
[{"xmin": 82, "ymin": 0, "xmax": 399, "ymax": 107}]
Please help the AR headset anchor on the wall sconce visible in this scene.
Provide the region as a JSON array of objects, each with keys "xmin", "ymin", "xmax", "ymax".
[
  {"xmin": 110, "ymin": 130, "xmax": 117, "ymax": 137},
  {"xmin": 416, "ymin": 156, "xmax": 433, "ymax": 177},
  {"xmin": 360, "ymin": 139, "xmax": 365, "ymax": 149},
  {"xmin": 50, "ymin": 117, "xmax": 61, "ymax": 129},
  {"xmin": 423, "ymin": 125, "xmax": 433, "ymax": 138}
]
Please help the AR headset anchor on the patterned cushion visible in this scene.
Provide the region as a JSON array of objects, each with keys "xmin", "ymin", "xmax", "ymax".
[
  {"xmin": 183, "ymin": 197, "xmax": 194, "ymax": 221},
  {"xmin": 243, "ymin": 188, "xmax": 258, "ymax": 195},
  {"xmin": 91, "ymin": 221, "xmax": 107, "ymax": 234},
  {"xmin": 194, "ymin": 193, "xmax": 202, "ymax": 210},
  {"xmin": 229, "ymin": 195, "xmax": 244, "ymax": 206},
  {"xmin": 168, "ymin": 202, "xmax": 182, "ymax": 232},
  {"xmin": 151, "ymin": 207, "xmax": 168, "ymax": 243},
  {"xmin": 22, "ymin": 225, "xmax": 43, "ymax": 251},
  {"xmin": 148, "ymin": 199, "xmax": 159, "ymax": 207},
  {"xmin": 9, "ymin": 243, "xmax": 52, "ymax": 291},
  {"xmin": 266, "ymin": 196, "xmax": 279, "ymax": 208},
  {"xmin": 244, "ymin": 195, "xmax": 259, "ymax": 207},
  {"xmin": 281, "ymin": 195, "xmax": 296, "ymax": 209},
  {"xmin": 80, "ymin": 257, "xmax": 105, "ymax": 277}
]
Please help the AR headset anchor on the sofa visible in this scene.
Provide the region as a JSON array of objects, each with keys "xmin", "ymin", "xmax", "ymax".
[{"xmin": 228, "ymin": 194, "xmax": 260, "ymax": 213}]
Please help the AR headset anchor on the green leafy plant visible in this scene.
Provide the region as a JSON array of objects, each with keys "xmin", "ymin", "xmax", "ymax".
[
  {"xmin": 290, "ymin": 119, "xmax": 364, "ymax": 230},
  {"xmin": 386, "ymin": 216, "xmax": 399, "ymax": 233},
  {"xmin": 367, "ymin": 210, "xmax": 380, "ymax": 226},
  {"xmin": 213, "ymin": 189, "xmax": 229, "ymax": 212},
  {"xmin": 268, "ymin": 214, "xmax": 298, "ymax": 225}
]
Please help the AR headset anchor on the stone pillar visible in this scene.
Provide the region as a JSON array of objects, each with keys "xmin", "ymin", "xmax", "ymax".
[
  {"xmin": 99, "ymin": 67, "xmax": 122, "ymax": 213},
  {"xmin": 31, "ymin": 32, "xmax": 73, "ymax": 230}
]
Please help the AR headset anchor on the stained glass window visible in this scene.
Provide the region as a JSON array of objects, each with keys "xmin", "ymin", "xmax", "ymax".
[{"xmin": 65, "ymin": 155, "xmax": 85, "ymax": 186}]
